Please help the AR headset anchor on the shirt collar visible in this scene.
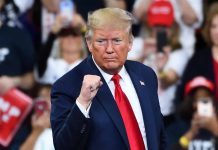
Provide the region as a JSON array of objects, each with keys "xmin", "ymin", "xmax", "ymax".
[{"xmin": 92, "ymin": 55, "xmax": 128, "ymax": 84}]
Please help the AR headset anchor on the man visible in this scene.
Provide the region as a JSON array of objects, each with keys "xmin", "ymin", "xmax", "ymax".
[{"xmin": 51, "ymin": 8, "xmax": 166, "ymax": 150}]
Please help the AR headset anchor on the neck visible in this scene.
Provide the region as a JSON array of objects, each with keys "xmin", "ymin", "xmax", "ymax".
[
  {"xmin": 62, "ymin": 53, "xmax": 81, "ymax": 64},
  {"xmin": 102, "ymin": 68, "xmax": 121, "ymax": 75},
  {"xmin": 91, "ymin": 56, "xmax": 122, "ymax": 75}
]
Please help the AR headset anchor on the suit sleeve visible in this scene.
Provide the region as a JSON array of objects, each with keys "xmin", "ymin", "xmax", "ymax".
[
  {"xmin": 149, "ymin": 68, "xmax": 168, "ymax": 150},
  {"xmin": 50, "ymin": 82, "xmax": 91, "ymax": 150}
]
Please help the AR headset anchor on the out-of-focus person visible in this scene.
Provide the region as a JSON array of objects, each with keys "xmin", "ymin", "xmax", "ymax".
[
  {"xmin": 133, "ymin": 0, "xmax": 203, "ymax": 58},
  {"xmin": 20, "ymin": 0, "xmax": 82, "ymax": 51},
  {"xmin": 0, "ymin": 1, "xmax": 35, "ymax": 150},
  {"xmin": 0, "ymin": 1, "xmax": 35, "ymax": 97},
  {"xmin": 20, "ymin": 84, "xmax": 54, "ymax": 150},
  {"xmin": 35, "ymin": 13, "xmax": 86, "ymax": 84},
  {"xmin": 176, "ymin": 2, "xmax": 218, "ymax": 106},
  {"xmin": 170, "ymin": 76, "xmax": 218, "ymax": 150}
]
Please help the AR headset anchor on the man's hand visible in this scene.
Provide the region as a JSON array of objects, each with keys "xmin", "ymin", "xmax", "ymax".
[{"xmin": 77, "ymin": 75, "xmax": 103, "ymax": 109}]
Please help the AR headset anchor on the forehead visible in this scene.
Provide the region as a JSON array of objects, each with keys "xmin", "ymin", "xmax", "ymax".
[{"xmin": 93, "ymin": 28, "xmax": 128, "ymax": 38}]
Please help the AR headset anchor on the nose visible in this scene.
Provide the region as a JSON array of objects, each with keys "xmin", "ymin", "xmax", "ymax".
[{"xmin": 105, "ymin": 41, "xmax": 114, "ymax": 54}]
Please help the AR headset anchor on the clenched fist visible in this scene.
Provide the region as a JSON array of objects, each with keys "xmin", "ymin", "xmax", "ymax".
[{"xmin": 77, "ymin": 75, "xmax": 103, "ymax": 109}]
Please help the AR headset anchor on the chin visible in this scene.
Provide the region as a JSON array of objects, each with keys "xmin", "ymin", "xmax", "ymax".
[{"xmin": 103, "ymin": 64, "xmax": 122, "ymax": 74}]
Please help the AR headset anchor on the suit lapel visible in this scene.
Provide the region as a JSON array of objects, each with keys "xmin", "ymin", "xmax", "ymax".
[
  {"xmin": 125, "ymin": 64, "xmax": 158, "ymax": 150},
  {"xmin": 95, "ymin": 84, "xmax": 129, "ymax": 148},
  {"xmin": 85, "ymin": 56, "xmax": 130, "ymax": 148}
]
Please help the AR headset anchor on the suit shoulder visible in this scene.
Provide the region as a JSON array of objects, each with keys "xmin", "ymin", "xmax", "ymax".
[
  {"xmin": 126, "ymin": 60, "xmax": 156, "ymax": 74},
  {"xmin": 126, "ymin": 60, "xmax": 158, "ymax": 88}
]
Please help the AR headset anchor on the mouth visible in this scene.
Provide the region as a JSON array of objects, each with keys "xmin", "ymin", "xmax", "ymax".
[{"xmin": 104, "ymin": 58, "xmax": 117, "ymax": 61}]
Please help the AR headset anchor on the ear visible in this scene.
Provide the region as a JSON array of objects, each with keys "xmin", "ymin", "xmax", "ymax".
[
  {"xmin": 128, "ymin": 38, "xmax": 133, "ymax": 52},
  {"xmin": 86, "ymin": 38, "xmax": 93, "ymax": 53}
]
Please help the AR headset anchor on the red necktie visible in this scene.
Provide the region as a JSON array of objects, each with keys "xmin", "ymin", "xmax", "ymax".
[{"xmin": 112, "ymin": 74, "xmax": 145, "ymax": 150}]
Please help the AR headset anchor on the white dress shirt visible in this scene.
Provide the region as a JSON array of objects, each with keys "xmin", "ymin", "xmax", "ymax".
[{"xmin": 76, "ymin": 57, "xmax": 148, "ymax": 149}]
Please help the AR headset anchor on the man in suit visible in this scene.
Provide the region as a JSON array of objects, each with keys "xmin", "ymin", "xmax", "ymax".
[{"xmin": 51, "ymin": 7, "xmax": 166, "ymax": 150}]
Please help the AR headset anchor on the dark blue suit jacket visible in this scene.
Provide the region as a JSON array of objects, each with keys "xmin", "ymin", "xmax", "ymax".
[{"xmin": 51, "ymin": 56, "xmax": 166, "ymax": 150}]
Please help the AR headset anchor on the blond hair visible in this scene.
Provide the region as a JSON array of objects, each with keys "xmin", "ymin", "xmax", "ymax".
[
  {"xmin": 85, "ymin": 7, "xmax": 134, "ymax": 41},
  {"xmin": 202, "ymin": 2, "xmax": 218, "ymax": 46}
]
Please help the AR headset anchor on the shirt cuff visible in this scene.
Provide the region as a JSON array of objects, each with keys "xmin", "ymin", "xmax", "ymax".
[{"xmin": 76, "ymin": 100, "xmax": 91, "ymax": 118}]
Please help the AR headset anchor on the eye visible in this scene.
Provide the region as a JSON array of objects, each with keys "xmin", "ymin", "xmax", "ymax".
[
  {"xmin": 96, "ymin": 39, "xmax": 106, "ymax": 45},
  {"xmin": 113, "ymin": 39, "xmax": 122, "ymax": 45}
]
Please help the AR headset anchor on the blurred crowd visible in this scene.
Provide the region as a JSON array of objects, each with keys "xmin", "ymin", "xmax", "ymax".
[{"xmin": 0, "ymin": 0, "xmax": 218, "ymax": 150}]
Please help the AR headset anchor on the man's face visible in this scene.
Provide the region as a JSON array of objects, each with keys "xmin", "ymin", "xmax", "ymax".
[{"xmin": 87, "ymin": 28, "xmax": 132, "ymax": 74}]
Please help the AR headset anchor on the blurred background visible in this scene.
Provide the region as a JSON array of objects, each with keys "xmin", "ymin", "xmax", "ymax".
[{"xmin": 0, "ymin": 0, "xmax": 218, "ymax": 149}]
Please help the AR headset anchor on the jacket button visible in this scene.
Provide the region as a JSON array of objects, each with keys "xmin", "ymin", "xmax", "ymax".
[{"xmin": 80, "ymin": 124, "xmax": 86, "ymax": 133}]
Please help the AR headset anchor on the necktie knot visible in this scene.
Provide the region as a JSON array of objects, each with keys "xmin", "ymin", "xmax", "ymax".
[{"xmin": 112, "ymin": 74, "xmax": 121, "ymax": 86}]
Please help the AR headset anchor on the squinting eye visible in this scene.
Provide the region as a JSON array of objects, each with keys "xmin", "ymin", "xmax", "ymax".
[
  {"xmin": 96, "ymin": 40, "xmax": 106, "ymax": 45},
  {"xmin": 113, "ymin": 39, "xmax": 122, "ymax": 44}
]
